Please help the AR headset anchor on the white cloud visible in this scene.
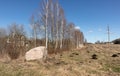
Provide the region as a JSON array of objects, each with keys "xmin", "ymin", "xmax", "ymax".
[
  {"xmin": 75, "ymin": 26, "xmax": 80, "ymax": 30},
  {"xmin": 88, "ymin": 30, "xmax": 93, "ymax": 33}
]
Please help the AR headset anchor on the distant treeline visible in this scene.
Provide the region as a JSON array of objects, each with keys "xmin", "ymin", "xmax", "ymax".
[{"xmin": 112, "ymin": 38, "xmax": 120, "ymax": 44}]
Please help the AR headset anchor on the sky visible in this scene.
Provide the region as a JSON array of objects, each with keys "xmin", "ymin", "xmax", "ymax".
[{"xmin": 0, "ymin": 0, "xmax": 120, "ymax": 43}]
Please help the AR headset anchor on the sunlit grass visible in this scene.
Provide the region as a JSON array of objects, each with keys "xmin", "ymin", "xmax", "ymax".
[{"xmin": 0, "ymin": 44, "xmax": 120, "ymax": 76}]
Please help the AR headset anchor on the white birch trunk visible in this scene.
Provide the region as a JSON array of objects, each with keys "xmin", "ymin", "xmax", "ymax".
[
  {"xmin": 34, "ymin": 24, "xmax": 37, "ymax": 47},
  {"xmin": 45, "ymin": 0, "xmax": 48, "ymax": 49},
  {"xmin": 55, "ymin": 3, "xmax": 59, "ymax": 49},
  {"xmin": 60, "ymin": 20, "xmax": 63, "ymax": 49}
]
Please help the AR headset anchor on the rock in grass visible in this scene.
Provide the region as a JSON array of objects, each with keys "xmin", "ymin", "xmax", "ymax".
[{"xmin": 25, "ymin": 46, "xmax": 47, "ymax": 61}]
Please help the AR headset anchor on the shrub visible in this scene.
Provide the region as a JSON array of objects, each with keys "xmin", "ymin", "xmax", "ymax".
[
  {"xmin": 92, "ymin": 54, "xmax": 97, "ymax": 59},
  {"xmin": 7, "ymin": 44, "xmax": 20, "ymax": 60},
  {"xmin": 112, "ymin": 38, "xmax": 120, "ymax": 44}
]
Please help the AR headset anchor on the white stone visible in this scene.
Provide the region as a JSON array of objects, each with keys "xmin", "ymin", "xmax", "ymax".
[
  {"xmin": 79, "ymin": 44, "xmax": 84, "ymax": 48},
  {"xmin": 25, "ymin": 46, "xmax": 47, "ymax": 61}
]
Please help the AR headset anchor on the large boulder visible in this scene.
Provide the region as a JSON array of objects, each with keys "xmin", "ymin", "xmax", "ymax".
[
  {"xmin": 25, "ymin": 46, "xmax": 47, "ymax": 61},
  {"xmin": 79, "ymin": 44, "xmax": 84, "ymax": 48}
]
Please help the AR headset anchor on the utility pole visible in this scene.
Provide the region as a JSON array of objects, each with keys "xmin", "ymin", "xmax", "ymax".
[{"xmin": 107, "ymin": 25, "xmax": 110, "ymax": 47}]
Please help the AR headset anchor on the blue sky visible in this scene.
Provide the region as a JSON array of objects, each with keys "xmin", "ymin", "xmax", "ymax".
[{"xmin": 0, "ymin": 0, "xmax": 120, "ymax": 43}]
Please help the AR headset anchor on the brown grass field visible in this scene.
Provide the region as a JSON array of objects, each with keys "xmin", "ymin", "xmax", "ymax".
[{"xmin": 0, "ymin": 44, "xmax": 120, "ymax": 76}]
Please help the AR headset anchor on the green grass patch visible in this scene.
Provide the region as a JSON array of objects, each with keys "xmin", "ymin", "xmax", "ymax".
[
  {"xmin": 111, "ymin": 66, "xmax": 120, "ymax": 73},
  {"xmin": 102, "ymin": 64, "xmax": 120, "ymax": 73},
  {"xmin": 88, "ymin": 70, "xmax": 98, "ymax": 74}
]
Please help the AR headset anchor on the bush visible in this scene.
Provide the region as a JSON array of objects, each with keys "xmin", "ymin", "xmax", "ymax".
[
  {"xmin": 92, "ymin": 54, "xmax": 97, "ymax": 59},
  {"xmin": 7, "ymin": 44, "xmax": 20, "ymax": 60},
  {"xmin": 112, "ymin": 38, "xmax": 120, "ymax": 44},
  {"xmin": 8, "ymin": 50, "xmax": 20, "ymax": 60}
]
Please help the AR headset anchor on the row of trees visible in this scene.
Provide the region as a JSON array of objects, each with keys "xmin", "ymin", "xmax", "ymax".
[
  {"xmin": 0, "ymin": 23, "xmax": 84, "ymax": 59},
  {"xmin": 30, "ymin": 0, "xmax": 85, "ymax": 53},
  {"xmin": 0, "ymin": 0, "xmax": 85, "ymax": 59}
]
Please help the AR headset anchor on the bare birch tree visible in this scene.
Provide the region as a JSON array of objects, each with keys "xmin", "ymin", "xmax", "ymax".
[
  {"xmin": 59, "ymin": 7, "xmax": 66, "ymax": 49},
  {"xmin": 54, "ymin": 1, "xmax": 60, "ymax": 49},
  {"xmin": 32, "ymin": 0, "xmax": 85, "ymax": 52},
  {"xmin": 30, "ymin": 15, "xmax": 37, "ymax": 47},
  {"xmin": 36, "ymin": 0, "xmax": 50, "ymax": 48}
]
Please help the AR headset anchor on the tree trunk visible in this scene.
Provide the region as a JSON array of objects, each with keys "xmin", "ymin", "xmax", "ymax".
[{"xmin": 45, "ymin": 0, "xmax": 48, "ymax": 49}]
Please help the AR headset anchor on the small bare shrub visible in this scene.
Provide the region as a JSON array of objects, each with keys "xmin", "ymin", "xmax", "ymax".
[
  {"xmin": 92, "ymin": 54, "xmax": 97, "ymax": 59},
  {"xmin": 111, "ymin": 54, "xmax": 119, "ymax": 57},
  {"xmin": 7, "ymin": 44, "xmax": 20, "ymax": 60}
]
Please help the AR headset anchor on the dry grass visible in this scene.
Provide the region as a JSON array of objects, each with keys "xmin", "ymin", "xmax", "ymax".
[{"xmin": 0, "ymin": 44, "xmax": 120, "ymax": 76}]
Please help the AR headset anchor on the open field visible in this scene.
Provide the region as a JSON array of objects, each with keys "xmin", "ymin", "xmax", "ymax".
[{"xmin": 0, "ymin": 44, "xmax": 120, "ymax": 76}]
